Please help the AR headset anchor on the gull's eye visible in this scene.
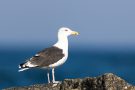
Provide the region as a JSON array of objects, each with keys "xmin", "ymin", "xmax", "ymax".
[{"xmin": 65, "ymin": 29, "xmax": 68, "ymax": 31}]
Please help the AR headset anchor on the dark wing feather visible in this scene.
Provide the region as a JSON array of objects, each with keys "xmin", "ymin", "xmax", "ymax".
[{"xmin": 29, "ymin": 46, "xmax": 64, "ymax": 67}]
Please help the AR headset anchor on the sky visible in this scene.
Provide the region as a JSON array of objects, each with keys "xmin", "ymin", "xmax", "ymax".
[{"xmin": 0, "ymin": 0, "xmax": 135, "ymax": 49}]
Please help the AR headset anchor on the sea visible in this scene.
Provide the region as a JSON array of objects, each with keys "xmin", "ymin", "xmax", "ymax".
[{"xmin": 1, "ymin": 46, "xmax": 135, "ymax": 89}]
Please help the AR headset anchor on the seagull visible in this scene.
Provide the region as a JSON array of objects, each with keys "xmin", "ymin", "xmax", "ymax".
[{"xmin": 19, "ymin": 27, "xmax": 79, "ymax": 83}]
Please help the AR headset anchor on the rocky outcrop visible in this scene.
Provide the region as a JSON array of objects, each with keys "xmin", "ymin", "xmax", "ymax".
[{"xmin": 4, "ymin": 73, "xmax": 135, "ymax": 90}]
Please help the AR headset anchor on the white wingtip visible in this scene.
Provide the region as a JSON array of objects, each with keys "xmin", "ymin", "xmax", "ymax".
[{"xmin": 19, "ymin": 65, "xmax": 21, "ymax": 68}]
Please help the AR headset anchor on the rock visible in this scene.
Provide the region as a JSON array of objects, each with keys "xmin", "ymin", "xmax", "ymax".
[{"xmin": 4, "ymin": 73, "xmax": 135, "ymax": 90}]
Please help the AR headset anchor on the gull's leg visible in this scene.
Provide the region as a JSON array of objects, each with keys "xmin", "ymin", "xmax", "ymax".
[
  {"xmin": 47, "ymin": 69, "xmax": 50, "ymax": 83},
  {"xmin": 52, "ymin": 68, "xmax": 60, "ymax": 84},
  {"xmin": 52, "ymin": 68, "xmax": 55, "ymax": 83}
]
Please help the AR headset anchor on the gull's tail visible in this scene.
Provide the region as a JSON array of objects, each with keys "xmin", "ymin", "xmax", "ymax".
[
  {"xmin": 18, "ymin": 61, "xmax": 38, "ymax": 72},
  {"xmin": 18, "ymin": 62, "xmax": 29, "ymax": 72}
]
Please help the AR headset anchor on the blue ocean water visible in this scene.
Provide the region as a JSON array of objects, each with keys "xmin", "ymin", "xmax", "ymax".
[{"xmin": 1, "ymin": 47, "xmax": 135, "ymax": 89}]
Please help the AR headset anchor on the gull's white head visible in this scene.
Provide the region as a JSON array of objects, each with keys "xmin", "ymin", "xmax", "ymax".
[
  {"xmin": 54, "ymin": 27, "xmax": 79, "ymax": 50},
  {"xmin": 58, "ymin": 27, "xmax": 79, "ymax": 37}
]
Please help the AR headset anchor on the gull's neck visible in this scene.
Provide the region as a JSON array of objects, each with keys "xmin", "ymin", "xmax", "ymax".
[{"xmin": 54, "ymin": 35, "xmax": 68, "ymax": 53}]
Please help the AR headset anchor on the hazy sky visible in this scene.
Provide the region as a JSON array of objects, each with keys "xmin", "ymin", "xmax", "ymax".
[{"xmin": 0, "ymin": 0, "xmax": 135, "ymax": 48}]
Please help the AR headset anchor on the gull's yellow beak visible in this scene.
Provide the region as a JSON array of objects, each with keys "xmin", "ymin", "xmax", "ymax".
[{"xmin": 71, "ymin": 31, "xmax": 79, "ymax": 35}]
